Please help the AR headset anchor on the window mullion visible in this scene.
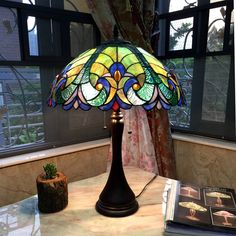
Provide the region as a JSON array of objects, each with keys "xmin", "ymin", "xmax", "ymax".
[
  {"xmin": 224, "ymin": 55, "xmax": 235, "ymax": 139},
  {"xmin": 223, "ymin": 0, "xmax": 233, "ymax": 52}
]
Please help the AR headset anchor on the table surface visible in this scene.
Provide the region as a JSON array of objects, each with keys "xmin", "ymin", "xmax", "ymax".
[{"xmin": 0, "ymin": 166, "xmax": 169, "ymax": 236}]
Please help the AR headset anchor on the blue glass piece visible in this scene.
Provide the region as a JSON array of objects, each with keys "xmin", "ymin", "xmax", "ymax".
[
  {"xmin": 123, "ymin": 78, "xmax": 137, "ymax": 94},
  {"xmin": 143, "ymin": 101, "xmax": 157, "ymax": 111},
  {"xmin": 63, "ymin": 100, "xmax": 74, "ymax": 110},
  {"xmin": 99, "ymin": 98, "xmax": 115, "ymax": 111},
  {"xmin": 110, "ymin": 63, "xmax": 125, "ymax": 76},
  {"xmin": 117, "ymin": 63, "xmax": 125, "ymax": 76},
  {"xmin": 116, "ymin": 95, "xmax": 132, "ymax": 109},
  {"xmin": 110, "ymin": 63, "xmax": 117, "ymax": 76},
  {"xmin": 168, "ymin": 79, "xmax": 176, "ymax": 89},
  {"xmin": 178, "ymin": 96, "xmax": 183, "ymax": 106},
  {"xmin": 56, "ymin": 79, "xmax": 66, "ymax": 90},
  {"xmin": 62, "ymin": 64, "xmax": 72, "ymax": 74},
  {"xmin": 79, "ymin": 101, "xmax": 91, "ymax": 111},
  {"xmin": 160, "ymin": 99, "xmax": 171, "ymax": 110},
  {"xmin": 98, "ymin": 77, "xmax": 110, "ymax": 93},
  {"xmin": 51, "ymin": 99, "xmax": 56, "ymax": 107}
]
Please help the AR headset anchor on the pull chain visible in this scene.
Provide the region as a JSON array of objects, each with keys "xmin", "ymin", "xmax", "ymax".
[
  {"xmin": 128, "ymin": 110, "xmax": 132, "ymax": 134},
  {"xmin": 103, "ymin": 111, "xmax": 107, "ymax": 129}
]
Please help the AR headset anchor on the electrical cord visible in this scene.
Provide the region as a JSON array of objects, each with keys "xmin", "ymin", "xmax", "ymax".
[{"xmin": 135, "ymin": 173, "xmax": 158, "ymax": 198}]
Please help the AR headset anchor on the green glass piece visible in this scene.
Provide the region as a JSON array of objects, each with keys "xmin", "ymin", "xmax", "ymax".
[
  {"xmin": 153, "ymin": 74, "xmax": 162, "ymax": 84},
  {"xmin": 90, "ymin": 73, "xmax": 99, "ymax": 86},
  {"xmin": 169, "ymin": 92, "xmax": 178, "ymax": 105},
  {"xmin": 88, "ymin": 89, "xmax": 107, "ymax": 106},
  {"xmin": 80, "ymin": 67, "xmax": 90, "ymax": 84},
  {"xmin": 143, "ymin": 68, "xmax": 156, "ymax": 84},
  {"xmin": 101, "ymin": 47, "xmax": 117, "ymax": 61},
  {"xmin": 137, "ymin": 83, "xmax": 154, "ymax": 101},
  {"xmin": 95, "ymin": 53, "xmax": 114, "ymax": 67},
  {"xmin": 121, "ymin": 53, "xmax": 139, "ymax": 69},
  {"xmin": 118, "ymin": 47, "xmax": 133, "ymax": 61},
  {"xmin": 73, "ymin": 68, "xmax": 85, "ymax": 84},
  {"xmin": 55, "ymin": 90, "xmax": 64, "ymax": 104},
  {"xmin": 127, "ymin": 63, "xmax": 144, "ymax": 76},
  {"xmin": 62, "ymin": 84, "xmax": 77, "ymax": 101},
  {"xmin": 159, "ymin": 83, "xmax": 172, "ymax": 100}
]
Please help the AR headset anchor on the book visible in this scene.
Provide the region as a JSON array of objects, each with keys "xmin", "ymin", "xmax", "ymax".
[{"xmin": 164, "ymin": 180, "xmax": 236, "ymax": 236}]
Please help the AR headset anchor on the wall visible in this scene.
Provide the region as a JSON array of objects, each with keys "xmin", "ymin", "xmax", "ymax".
[
  {"xmin": 0, "ymin": 140, "xmax": 110, "ymax": 207},
  {"xmin": 173, "ymin": 133, "xmax": 236, "ymax": 190}
]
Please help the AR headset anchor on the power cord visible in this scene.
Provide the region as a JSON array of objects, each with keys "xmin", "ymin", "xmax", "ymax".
[{"xmin": 135, "ymin": 174, "xmax": 158, "ymax": 198}]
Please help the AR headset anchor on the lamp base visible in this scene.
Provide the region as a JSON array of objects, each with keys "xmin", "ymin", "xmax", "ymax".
[
  {"xmin": 95, "ymin": 198, "xmax": 138, "ymax": 217},
  {"xmin": 95, "ymin": 109, "xmax": 139, "ymax": 217}
]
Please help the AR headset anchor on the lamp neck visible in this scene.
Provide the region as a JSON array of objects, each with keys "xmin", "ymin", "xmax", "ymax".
[{"xmin": 113, "ymin": 25, "xmax": 119, "ymax": 40}]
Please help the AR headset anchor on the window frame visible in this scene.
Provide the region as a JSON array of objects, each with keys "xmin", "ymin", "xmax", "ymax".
[
  {"xmin": 0, "ymin": 1, "xmax": 108, "ymax": 158},
  {"xmin": 156, "ymin": 0, "xmax": 235, "ymax": 141}
]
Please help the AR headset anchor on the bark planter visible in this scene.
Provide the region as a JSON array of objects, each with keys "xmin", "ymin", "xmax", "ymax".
[{"xmin": 36, "ymin": 172, "xmax": 68, "ymax": 213}]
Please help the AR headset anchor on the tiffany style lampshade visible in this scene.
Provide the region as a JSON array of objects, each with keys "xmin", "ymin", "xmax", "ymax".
[{"xmin": 48, "ymin": 37, "xmax": 185, "ymax": 217}]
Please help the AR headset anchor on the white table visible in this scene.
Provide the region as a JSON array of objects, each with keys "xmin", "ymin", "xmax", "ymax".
[{"xmin": 0, "ymin": 166, "xmax": 168, "ymax": 235}]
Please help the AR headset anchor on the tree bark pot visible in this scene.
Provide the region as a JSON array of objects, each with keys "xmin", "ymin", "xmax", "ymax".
[{"xmin": 36, "ymin": 172, "xmax": 68, "ymax": 213}]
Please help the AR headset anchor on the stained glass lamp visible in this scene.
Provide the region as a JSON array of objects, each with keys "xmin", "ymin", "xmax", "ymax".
[{"xmin": 48, "ymin": 33, "xmax": 185, "ymax": 217}]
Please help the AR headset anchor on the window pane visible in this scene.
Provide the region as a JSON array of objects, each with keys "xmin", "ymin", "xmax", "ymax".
[
  {"xmin": 0, "ymin": 7, "xmax": 21, "ymax": 61},
  {"xmin": 229, "ymin": 9, "xmax": 234, "ymax": 46},
  {"xmin": 70, "ymin": 23, "xmax": 96, "ymax": 57},
  {"xmin": 9, "ymin": 0, "xmax": 88, "ymax": 12},
  {"xmin": 0, "ymin": 65, "xmax": 110, "ymax": 154},
  {"xmin": 210, "ymin": 0, "xmax": 225, "ymax": 3},
  {"xmin": 167, "ymin": 58, "xmax": 194, "ymax": 128},
  {"xmin": 27, "ymin": 16, "xmax": 38, "ymax": 56},
  {"xmin": 169, "ymin": 0, "xmax": 197, "ymax": 12},
  {"xmin": 27, "ymin": 17, "xmax": 61, "ymax": 56},
  {"xmin": 0, "ymin": 66, "xmax": 44, "ymax": 150},
  {"xmin": 40, "ymin": 65, "xmax": 110, "ymax": 147},
  {"xmin": 207, "ymin": 7, "xmax": 226, "ymax": 52},
  {"xmin": 169, "ymin": 17, "xmax": 193, "ymax": 51},
  {"xmin": 201, "ymin": 55, "xmax": 231, "ymax": 122}
]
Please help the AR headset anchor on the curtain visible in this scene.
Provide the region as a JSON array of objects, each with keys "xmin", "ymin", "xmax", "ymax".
[{"xmin": 86, "ymin": 0, "xmax": 176, "ymax": 177}]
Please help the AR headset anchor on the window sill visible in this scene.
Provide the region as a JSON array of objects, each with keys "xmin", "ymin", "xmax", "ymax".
[
  {"xmin": 0, "ymin": 138, "xmax": 111, "ymax": 169},
  {"xmin": 172, "ymin": 133, "xmax": 236, "ymax": 151}
]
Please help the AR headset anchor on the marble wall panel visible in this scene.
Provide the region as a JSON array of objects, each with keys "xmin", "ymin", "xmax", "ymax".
[
  {"xmin": 0, "ymin": 145, "xmax": 109, "ymax": 207},
  {"xmin": 174, "ymin": 139, "xmax": 236, "ymax": 190}
]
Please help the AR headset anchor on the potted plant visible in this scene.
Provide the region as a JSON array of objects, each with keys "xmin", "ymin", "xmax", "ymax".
[{"xmin": 36, "ymin": 163, "xmax": 68, "ymax": 213}]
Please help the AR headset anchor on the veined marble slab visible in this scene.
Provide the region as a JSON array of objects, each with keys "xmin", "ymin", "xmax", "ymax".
[{"xmin": 0, "ymin": 167, "xmax": 168, "ymax": 236}]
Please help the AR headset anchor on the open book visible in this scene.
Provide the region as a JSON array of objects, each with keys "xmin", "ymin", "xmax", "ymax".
[{"xmin": 165, "ymin": 180, "xmax": 236, "ymax": 236}]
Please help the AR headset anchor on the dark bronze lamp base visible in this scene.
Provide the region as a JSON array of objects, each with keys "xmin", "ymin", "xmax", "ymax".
[
  {"xmin": 96, "ymin": 199, "xmax": 138, "ymax": 217},
  {"xmin": 95, "ymin": 109, "xmax": 139, "ymax": 217}
]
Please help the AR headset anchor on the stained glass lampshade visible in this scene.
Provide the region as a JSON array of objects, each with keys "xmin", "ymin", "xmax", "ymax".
[{"xmin": 48, "ymin": 37, "xmax": 185, "ymax": 217}]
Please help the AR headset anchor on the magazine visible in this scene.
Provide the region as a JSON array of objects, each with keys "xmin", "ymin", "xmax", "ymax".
[{"xmin": 164, "ymin": 180, "xmax": 236, "ymax": 236}]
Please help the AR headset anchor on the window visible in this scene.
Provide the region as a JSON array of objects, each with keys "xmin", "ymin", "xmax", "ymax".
[
  {"xmin": 156, "ymin": 0, "xmax": 235, "ymax": 141},
  {"xmin": 0, "ymin": 1, "xmax": 110, "ymax": 157}
]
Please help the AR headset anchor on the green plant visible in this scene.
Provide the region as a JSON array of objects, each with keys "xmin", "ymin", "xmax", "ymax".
[
  {"xmin": 18, "ymin": 129, "xmax": 37, "ymax": 144},
  {"xmin": 43, "ymin": 163, "xmax": 57, "ymax": 179}
]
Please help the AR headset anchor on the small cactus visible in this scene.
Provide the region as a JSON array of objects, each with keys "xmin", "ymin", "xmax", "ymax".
[{"xmin": 43, "ymin": 163, "xmax": 57, "ymax": 179}]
